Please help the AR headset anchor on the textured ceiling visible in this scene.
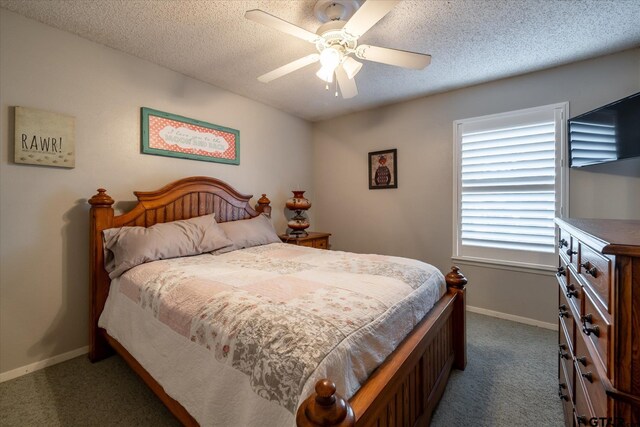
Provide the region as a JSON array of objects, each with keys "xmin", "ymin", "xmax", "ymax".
[{"xmin": 2, "ymin": 0, "xmax": 639, "ymax": 121}]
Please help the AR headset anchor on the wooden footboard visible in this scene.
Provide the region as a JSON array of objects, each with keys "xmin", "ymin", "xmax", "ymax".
[{"xmin": 297, "ymin": 268, "xmax": 467, "ymax": 427}]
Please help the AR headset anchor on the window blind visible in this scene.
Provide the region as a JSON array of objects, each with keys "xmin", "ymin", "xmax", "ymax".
[{"xmin": 460, "ymin": 121, "xmax": 557, "ymax": 254}]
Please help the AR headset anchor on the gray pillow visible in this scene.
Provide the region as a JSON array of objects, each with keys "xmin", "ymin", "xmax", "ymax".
[
  {"xmin": 214, "ymin": 214, "xmax": 280, "ymax": 253},
  {"xmin": 103, "ymin": 213, "xmax": 232, "ymax": 278}
]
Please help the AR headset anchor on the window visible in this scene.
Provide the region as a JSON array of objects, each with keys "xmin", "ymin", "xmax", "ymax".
[{"xmin": 453, "ymin": 103, "xmax": 568, "ymax": 271}]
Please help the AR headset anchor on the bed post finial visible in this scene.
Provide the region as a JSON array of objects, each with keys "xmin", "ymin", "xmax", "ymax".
[
  {"xmin": 445, "ymin": 265, "xmax": 467, "ymax": 289},
  {"xmin": 255, "ymin": 194, "xmax": 272, "ymax": 218},
  {"xmin": 89, "ymin": 188, "xmax": 114, "ymax": 207},
  {"xmin": 296, "ymin": 379, "xmax": 355, "ymax": 427}
]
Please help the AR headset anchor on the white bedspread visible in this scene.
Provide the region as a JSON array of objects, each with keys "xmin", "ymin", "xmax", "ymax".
[{"xmin": 99, "ymin": 243, "xmax": 446, "ymax": 426}]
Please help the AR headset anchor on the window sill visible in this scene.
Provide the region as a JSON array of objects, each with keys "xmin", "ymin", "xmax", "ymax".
[{"xmin": 451, "ymin": 255, "xmax": 556, "ymax": 276}]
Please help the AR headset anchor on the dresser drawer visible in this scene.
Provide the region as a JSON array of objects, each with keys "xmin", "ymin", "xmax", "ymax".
[
  {"xmin": 574, "ymin": 377, "xmax": 594, "ymax": 426},
  {"xmin": 313, "ymin": 238, "xmax": 328, "ymax": 249},
  {"xmin": 574, "ymin": 329, "xmax": 607, "ymax": 416},
  {"xmin": 566, "ymin": 237, "xmax": 579, "ymax": 268},
  {"xmin": 578, "ymin": 243, "xmax": 611, "ymax": 311},
  {"xmin": 558, "ymin": 231, "xmax": 572, "ymax": 265},
  {"xmin": 558, "ymin": 359, "xmax": 574, "ymax": 427},
  {"xmin": 559, "ymin": 327, "xmax": 571, "ymax": 363},
  {"xmin": 559, "ymin": 324, "xmax": 575, "ymax": 396},
  {"xmin": 564, "ymin": 270, "xmax": 583, "ymax": 318},
  {"xmin": 580, "ymin": 291, "xmax": 610, "ymax": 372},
  {"xmin": 280, "ymin": 232, "xmax": 331, "ymax": 250},
  {"xmin": 557, "ymin": 256, "xmax": 569, "ymax": 290},
  {"xmin": 559, "ymin": 290, "xmax": 575, "ymax": 354}
]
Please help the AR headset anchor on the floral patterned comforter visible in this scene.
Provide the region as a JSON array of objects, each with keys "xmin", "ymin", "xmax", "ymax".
[{"xmin": 101, "ymin": 243, "xmax": 445, "ymax": 424}]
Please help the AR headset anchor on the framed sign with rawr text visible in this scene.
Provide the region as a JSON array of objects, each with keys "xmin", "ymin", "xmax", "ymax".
[
  {"xmin": 14, "ymin": 106, "xmax": 75, "ymax": 168},
  {"xmin": 141, "ymin": 108, "xmax": 239, "ymax": 165}
]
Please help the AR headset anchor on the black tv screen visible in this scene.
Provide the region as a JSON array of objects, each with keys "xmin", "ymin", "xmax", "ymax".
[{"xmin": 568, "ymin": 92, "xmax": 640, "ymax": 167}]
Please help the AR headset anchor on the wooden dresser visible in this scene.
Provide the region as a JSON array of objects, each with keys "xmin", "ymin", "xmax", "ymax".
[
  {"xmin": 555, "ymin": 218, "xmax": 640, "ymax": 426},
  {"xmin": 279, "ymin": 232, "xmax": 331, "ymax": 249}
]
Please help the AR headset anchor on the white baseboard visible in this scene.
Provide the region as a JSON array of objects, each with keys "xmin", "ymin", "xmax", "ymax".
[
  {"xmin": 0, "ymin": 346, "xmax": 89, "ymax": 383},
  {"xmin": 467, "ymin": 305, "xmax": 557, "ymax": 331}
]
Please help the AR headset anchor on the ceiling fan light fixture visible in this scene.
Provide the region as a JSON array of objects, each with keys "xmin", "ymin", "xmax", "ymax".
[
  {"xmin": 319, "ymin": 47, "xmax": 342, "ymax": 70},
  {"xmin": 316, "ymin": 65, "xmax": 335, "ymax": 83},
  {"xmin": 317, "ymin": 46, "xmax": 342, "ymax": 83},
  {"xmin": 342, "ymin": 56, "xmax": 362, "ymax": 79},
  {"xmin": 246, "ymin": 1, "xmax": 431, "ymax": 99}
]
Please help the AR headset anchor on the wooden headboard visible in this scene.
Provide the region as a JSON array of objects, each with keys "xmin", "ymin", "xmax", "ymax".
[{"xmin": 87, "ymin": 176, "xmax": 271, "ymax": 361}]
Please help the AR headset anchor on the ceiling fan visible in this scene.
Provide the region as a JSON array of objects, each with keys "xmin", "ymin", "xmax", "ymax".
[{"xmin": 245, "ymin": 0, "xmax": 431, "ymax": 99}]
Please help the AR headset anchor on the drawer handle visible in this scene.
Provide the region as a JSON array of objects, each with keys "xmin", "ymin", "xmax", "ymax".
[
  {"xmin": 581, "ymin": 314, "xmax": 600, "ymax": 337},
  {"xmin": 557, "ymin": 383, "xmax": 569, "ymax": 401},
  {"xmin": 582, "ymin": 324, "xmax": 600, "ymax": 337},
  {"xmin": 580, "ymin": 263, "xmax": 598, "ymax": 278},
  {"xmin": 566, "ymin": 285, "xmax": 579, "ymax": 299},
  {"xmin": 558, "ymin": 238, "xmax": 568, "ymax": 248},
  {"xmin": 566, "ymin": 248, "xmax": 577, "ymax": 256},
  {"xmin": 581, "ymin": 371, "xmax": 593, "ymax": 383},
  {"xmin": 556, "ymin": 266, "xmax": 566, "ymax": 277},
  {"xmin": 577, "ymin": 415, "xmax": 588, "ymax": 425},
  {"xmin": 576, "ymin": 356, "xmax": 587, "ymax": 366},
  {"xmin": 558, "ymin": 344, "xmax": 569, "ymax": 360},
  {"xmin": 558, "ymin": 304, "xmax": 569, "ymax": 318}
]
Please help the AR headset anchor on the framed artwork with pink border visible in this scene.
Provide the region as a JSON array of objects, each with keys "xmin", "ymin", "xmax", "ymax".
[{"xmin": 141, "ymin": 107, "xmax": 239, "ymax": 165}]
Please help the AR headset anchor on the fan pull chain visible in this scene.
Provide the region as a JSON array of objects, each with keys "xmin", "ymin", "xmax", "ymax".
[{"xmin": 334, "ymin": 76, "xmax": 338, "ymax": 97}]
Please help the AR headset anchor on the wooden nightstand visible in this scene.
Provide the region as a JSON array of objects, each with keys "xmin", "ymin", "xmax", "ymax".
[{"xmin": 279, "ymin": 232, "xmax": 331, "ymax": 250}]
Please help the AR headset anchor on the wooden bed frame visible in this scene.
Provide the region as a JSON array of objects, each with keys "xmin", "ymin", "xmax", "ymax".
[{"xmin": 88, "ymin": 176, "xmax": 467, "ymax": 427}]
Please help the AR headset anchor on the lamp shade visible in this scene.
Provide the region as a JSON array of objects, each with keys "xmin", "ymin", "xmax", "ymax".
[
  {"xmin": 316, "ymin": 66, "xmax": 334, "ymax": 83},
  {"xmin": 319, "ymin": 47, "xmax": 341, "ymax": 69},
  {"xmin": 317, "ymin": 47, "xmax": 342, "ymax": 83}
]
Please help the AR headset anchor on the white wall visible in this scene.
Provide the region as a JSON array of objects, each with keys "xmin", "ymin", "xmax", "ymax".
[
  {"xmin": 312, "ymin": 48, "xmax": 640, "ymax": 326},
  {"xmin": 0, "ymin": 10, "xmax": 313, "ymax": 375}
]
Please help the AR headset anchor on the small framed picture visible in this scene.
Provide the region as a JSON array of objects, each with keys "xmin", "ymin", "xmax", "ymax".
[{"xmin": 368, "ymin": 149, "xmax": 397, "ymax": 189}]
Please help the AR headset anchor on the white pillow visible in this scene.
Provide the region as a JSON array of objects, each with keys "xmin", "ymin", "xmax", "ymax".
[{"xmin": 103, "ymin": 213, "xmax": 232, "ymax": 278}]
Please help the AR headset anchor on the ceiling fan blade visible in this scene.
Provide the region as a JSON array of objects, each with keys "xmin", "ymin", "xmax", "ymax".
[
  {"xmin": 258, "ymin": 54, "xmax": 320, "ymax": 83},
  {"xmin": 342, "ymin": 0, "xmax": 401, "ymax": 39},
  {"xmin": 336, "ymin": 66, "xmax": 358, "ymax": 99},
  {"xmin": 356, "ymin": 45, "xmax": 431, "ymax": 70},
  {"xmin": 245, "ymin": 9, "xmax": 320, "ymax": 43}
]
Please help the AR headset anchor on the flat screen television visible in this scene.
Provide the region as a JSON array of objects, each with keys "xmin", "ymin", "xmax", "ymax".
[{"xmin": 568, "ymin": 92, "xmax": 640, "ymax": 167}]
